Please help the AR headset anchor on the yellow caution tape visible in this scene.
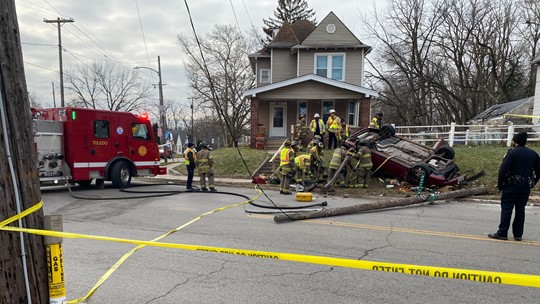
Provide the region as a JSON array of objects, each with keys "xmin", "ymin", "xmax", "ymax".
[
  {"xmin": 1, "ymin": 197, "xmax": 540, "ymax": 291},
  {"xmin": 0, "ymin": 201, "xmax": 43, "ymax": 227},
  {"xmin": 67, "ymin": 187, "xmax": 264, "ymax": 303}
]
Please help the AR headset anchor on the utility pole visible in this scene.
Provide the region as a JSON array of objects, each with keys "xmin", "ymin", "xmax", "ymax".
[
  {"xmin": 44, "ymin": 17, "xmax": 74, "ymax": 107},
  {"xmin": 190, "ymin": 97, "xmax": 194, "ymax": 143},
  {"xmin": 52, "ymin": 82, "xmax": 56, "ymax": 108},
  {"xmin": 1, "ymin": 1, "xmax": 48, "ymax": 303},
  {"xmin": 157, "ymin": 55, "xmax": 165, "ymax": 142}
]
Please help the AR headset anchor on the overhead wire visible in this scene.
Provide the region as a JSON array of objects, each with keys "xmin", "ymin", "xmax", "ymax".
[{"xmin": 181, "ymin": 0, "xmax": 294, "ymax": 220}]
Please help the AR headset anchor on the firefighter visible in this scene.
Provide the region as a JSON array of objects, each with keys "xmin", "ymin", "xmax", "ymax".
[
  {"xmin": 309, "ymin": 113, "xmax": 325, "ymax": 147},
  {"xmin": 196, "ymin": 142, "xmax": 216, "ymax": 192},
  {"xmin": 327, "ymin": 141, "xmax": 353, "ymax": 190},
  {"xmin": 326, "ymin": 109, "xmax": 341, "ymax": 150},
  {"xmin": 279, "ymin": 139, "xmax": 296, "ymax": 195},
  {"xmin": 338, "ymin": 118, "xmax": 349, "ymax": 146},
  {"xmin": 309, "ymin": 139, "xmax": 325, "ymax": 181},
  {"xmin": 370, "ymin": 112, "xmax": 383, "ymax": 128},
  {"xmin": 349, "ymin": 140, "xmax": 373, "ymax": 188},
  {"xmin": 295, "ymin": 114, "xmax": 309, "ymax": 151},
  {"xmin": 184, "ymin": 142, "xmax": 197, "ymax": 191},
  {"xmin": 294, "ymin": 154, "xmax": 312, "ymax": 186}
]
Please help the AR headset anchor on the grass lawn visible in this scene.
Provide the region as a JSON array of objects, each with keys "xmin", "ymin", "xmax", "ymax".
[
  {"xmin": 172, "ymin": 147, "xmax": 268, "ymax": 178},
  {"xmin": 171, "ymin": 144, "xmax": 540, "ymax": 194}
]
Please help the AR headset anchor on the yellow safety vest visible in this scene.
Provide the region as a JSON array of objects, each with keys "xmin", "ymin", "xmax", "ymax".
[
  {"xmin": 309, "ymin": 119, "xmax": 325, "ymax": 134},
  {"xmin": 280, "ymin": 147, "xmax": 292, "ymax": 167},
  {"xmin": 327, "ymin": 116, "xmax": 341, "ymax": 133},
  {"xmin": 184, "ymin": 147, "xmax": 197, "ymax": 165},
  {"xmin": 294, "ymin": 154, "xmax": 311, "ymax": 169},
  {"xmin": 370, "ymin": 117, "xmax": 381, "ymax": 128}
]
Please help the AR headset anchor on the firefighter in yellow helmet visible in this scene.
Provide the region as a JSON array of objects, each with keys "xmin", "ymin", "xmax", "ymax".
[{"xmin": 279, "ymin": 139, "xmax": 296, "ymax": 194}]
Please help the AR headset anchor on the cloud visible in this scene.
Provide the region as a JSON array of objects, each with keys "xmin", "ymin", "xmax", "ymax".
[{"xmin": 16, "ymin": 0, "xmax": 384, "ymax": 108}]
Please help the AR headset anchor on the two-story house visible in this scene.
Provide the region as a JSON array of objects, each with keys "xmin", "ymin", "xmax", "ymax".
[{"xmin": 243, "ymin": 11, "xmax": 378, "ymax": 148}]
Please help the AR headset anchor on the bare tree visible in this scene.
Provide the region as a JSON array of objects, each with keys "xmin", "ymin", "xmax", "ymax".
[
  {"xmin": 64, "ymin": 61, "xmax": 153, "ymax": 112},
  {"xmin": 363, "ymin": 0, "xmax": 533, "ymax": 125},
  {"xmin": 177, "ymin": 24, "xmax": 255, "ymax": 146}
]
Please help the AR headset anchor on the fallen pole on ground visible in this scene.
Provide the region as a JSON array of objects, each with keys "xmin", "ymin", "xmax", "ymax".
[{"xmin": 274, "ymin": 187, "xmax": 489, "ymax": 223}]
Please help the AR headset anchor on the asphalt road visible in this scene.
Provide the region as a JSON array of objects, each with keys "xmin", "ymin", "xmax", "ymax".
[{"xmin": 39, "ymin": 182, "xmax": 540, "ymax": 304}]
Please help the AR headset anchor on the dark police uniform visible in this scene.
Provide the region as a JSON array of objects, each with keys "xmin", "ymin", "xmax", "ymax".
[{"xmin": 493, "ymin": 136, "xmax": 540, "ymax": 240}]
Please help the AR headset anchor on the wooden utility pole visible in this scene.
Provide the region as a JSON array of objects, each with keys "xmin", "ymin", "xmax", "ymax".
[
  {"xmin": 1, "ymin": 1, "xmax": 48, "ymax": 303},
  {"xmin": 274, "ymin": 187, "xmax": 489, "ymax": 223},
  {"xmin": 43, "ymin": 17, "xmax": 74, "ymax": 107}
]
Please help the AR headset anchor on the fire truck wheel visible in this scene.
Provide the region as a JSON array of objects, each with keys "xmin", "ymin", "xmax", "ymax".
[{"xmin": 111, "ymin": 161, "xmax": 132, "ymax": 188}]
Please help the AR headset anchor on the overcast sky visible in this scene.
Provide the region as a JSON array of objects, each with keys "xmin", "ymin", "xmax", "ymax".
[{"xmin": 15, "ymin": 0, "xmax": 385, "ymax": 112}]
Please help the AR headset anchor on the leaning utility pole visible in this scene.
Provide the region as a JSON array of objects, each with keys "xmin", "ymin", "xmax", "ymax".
[
  {"xmin": 44, "ymin": 17, "xmax": 74, "ymax": 107},
  {"xmin": 1, "ymin": 1, "xmax": 48, "ymax": 303}
]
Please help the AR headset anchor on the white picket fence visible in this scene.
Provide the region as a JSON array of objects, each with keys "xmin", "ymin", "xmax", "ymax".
[{"xmin": 394, "ymin": 123, "xmax": 540, "ymax": 147}]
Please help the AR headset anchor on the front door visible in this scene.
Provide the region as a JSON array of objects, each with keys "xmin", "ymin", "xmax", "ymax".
[{"xmin": 270, "ymin": 102, "xmax": 286, "ymax": 137}]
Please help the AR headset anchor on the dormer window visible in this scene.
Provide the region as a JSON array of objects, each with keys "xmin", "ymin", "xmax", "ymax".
[
  {"xmin": 260, "ymin": 69, "xmax": 270, "ymax": 83},
  {"xmin": 315, "ymin": 53, "xmax": 345, "ymax": 81}
]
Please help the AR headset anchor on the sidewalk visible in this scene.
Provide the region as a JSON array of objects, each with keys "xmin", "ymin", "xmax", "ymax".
[{"xmin": 146, "ymin": 161, "xmax": 254, "ymax": 187}]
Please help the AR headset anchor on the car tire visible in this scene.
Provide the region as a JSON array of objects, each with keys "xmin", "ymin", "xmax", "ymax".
[
  {"xmin": 435, "ymin": 145, "xmax": 455, "ymax": 159},
  {"xmin": 411, "ymin": 163, "xmax": 432, "ymax": 179},
  {"xmin": 380, "ymin": 124, "xmax": 396, "ymax": 138},
  {"xmin": 111, "ymin": 161, "xmax": 131, "ymax": 188}
]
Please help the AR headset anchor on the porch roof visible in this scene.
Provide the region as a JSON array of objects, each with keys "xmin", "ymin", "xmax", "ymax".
[{"xmin": 242, "ymin": 73, "xmax": 378, "ymax": 98}]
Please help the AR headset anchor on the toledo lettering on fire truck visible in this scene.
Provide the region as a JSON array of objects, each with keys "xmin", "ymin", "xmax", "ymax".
[{"xmin": 32, "ymin": 107, "xmax": 167, "ymax": 188}]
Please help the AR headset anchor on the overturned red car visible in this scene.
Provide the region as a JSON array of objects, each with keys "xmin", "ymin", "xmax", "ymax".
[{"xmin": 348, "ymin": 125, "xmax": 466, "ymax": 187}]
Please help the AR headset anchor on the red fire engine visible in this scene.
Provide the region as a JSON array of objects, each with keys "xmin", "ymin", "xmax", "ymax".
[{"xmin": 32, "ymin": 107, "xmax": 167, "ymax": 188}]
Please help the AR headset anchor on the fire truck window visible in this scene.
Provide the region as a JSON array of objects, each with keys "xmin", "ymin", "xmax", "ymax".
[
  {"xmin": 94, "ymin": 120, "xmax": 109, "ymax": 138},
  {"xmin": 131, "ymin": 123, "xmax": 150, "ymax": 140}
]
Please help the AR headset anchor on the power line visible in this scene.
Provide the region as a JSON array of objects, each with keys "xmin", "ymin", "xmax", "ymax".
[
  {"xmin": 24, "ymin": 61, "xmax": 58, "ymax": 73},
  {"xmin": 134, "ymin": 0, "xmax": 152, "ymax": 68}
]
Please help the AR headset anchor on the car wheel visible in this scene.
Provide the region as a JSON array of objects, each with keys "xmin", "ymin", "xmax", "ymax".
[
  {"xmin": 380, "ymin": 124, "xmax": 396, "ymax": 138},
  {"xmin": 111, "ymin": 161, "xmax": 131, "ymax": 188},
  {"xmin": 435, "ymin": 145, "xmax": 455, "ymax": 159},
  {"xmin": 411, "ymin": 163, "xmax": 432, "ymax": 179}
]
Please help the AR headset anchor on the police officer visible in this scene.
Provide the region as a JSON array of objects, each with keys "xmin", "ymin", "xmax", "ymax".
[{"xmin": 489, "ymin": 132, "xmax": 540, "ymax": 241}]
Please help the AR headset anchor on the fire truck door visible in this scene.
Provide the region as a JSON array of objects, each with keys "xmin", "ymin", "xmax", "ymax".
[{"xmin": 90, "ymin": 119, "xmax": 113, "ymax": 164}]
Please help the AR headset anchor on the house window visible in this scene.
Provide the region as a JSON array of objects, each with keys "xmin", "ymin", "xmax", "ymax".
[
  {"xmin": 315, "ymin": 53, "xmax": 345, "ymax": 81},
  {"xmin": 348, "ymin": 101, "xmax": 357, "ymax": 126},
  {"xmin": 322, "ymin": 101, "xmax": 334, "ymax": 123},
  {"xmin": 298, "ymin": 101, "xmax": 307, "ymax": 118},
  {"xmin": 260, "ymin": 69, "xmax": 270, "ymax": 83}
]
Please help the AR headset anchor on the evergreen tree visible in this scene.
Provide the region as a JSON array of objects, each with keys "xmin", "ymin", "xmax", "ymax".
[{"xmin": 263, "ymin": 0, "xmax": 317, "ymax": 36}]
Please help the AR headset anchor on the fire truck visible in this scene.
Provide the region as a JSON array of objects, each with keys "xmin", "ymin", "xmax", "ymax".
[{"xmin": 32, "ymin": 107, "xmax": 167, "ymax": 188}]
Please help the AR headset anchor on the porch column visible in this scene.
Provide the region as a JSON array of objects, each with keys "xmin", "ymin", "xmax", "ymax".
[
  {"xmin": 250, "ymin": 96, "xmax": 260, "ymax": 148},
  {"xmin": 359, "ymin": 97, "xmax": 372, "ymax": 128}
]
